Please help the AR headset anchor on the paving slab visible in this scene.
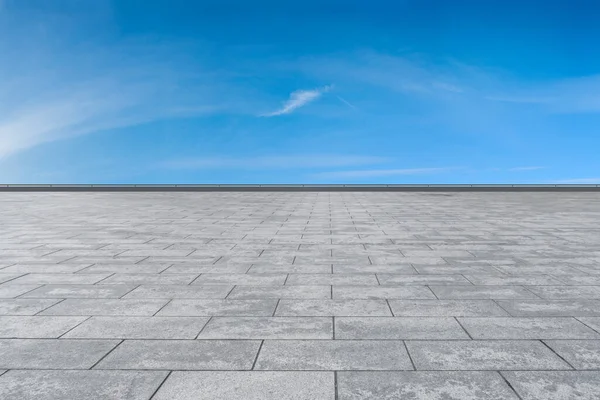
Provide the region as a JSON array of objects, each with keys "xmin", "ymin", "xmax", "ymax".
[
  {"xmin": 96, "ymin": 339, "xmax": 261, "ymax": 370},
  {"xmin": 152, "ymin": 371, "xmax": 335, "ymax": 400},
  {"xmin": 9, "ymin": 274, "xmax": 110, "ymax": 285},
  {"xmin": 227, "ymin": 286, "xmax": 331, "ymax": 299},
  {"xmin": 0, "ymin": 339, "xmax": 119, "ymax": 369},
  {"xmin": 430, "ymin": 285, "xmax": 539, "ymax": 299},
  {"xmin": 0, "ymin": 284, "xmax": 41, "ymax": 298},
  {"xmin": 333, "ymin": 286, "xmax": 436, "ymax": 299},
  {"xmin": 99, "ymin": 273, "xmax": 198, "ymax": 285},
  {"xmin": 544, "ymin": 340, "xmax": 600, "ymax": 369},
  {"xmin": 335, "ymin": 317, "xmax": 469, "ymax": 339},
  {"xmin": 21, "ymin": 284, "xmax": 136, "ymax": 299},
  {"xmin": 192, "ymin": 273, "xmax": 287, "ymax": 285},
  {"xmin": 496, "ymin": 300, "xmax": 600, "ymax": 316},
  {"xmin": 0, "ymin": 299, "xmax": 61, "ymax": 315},
  {"xmin": 338, "ymin": 371, "xmax": 520, "ymax": 399},
  {"xmin": 389, "ymin": 300, "xmax": 509, "ymax": 316},
  {"xmin": 0, "ymin": 370, "xmax": 168, "ymax": 400},
  {"xmin": 377, "ymin": 274, "xmax": 472, "ymax": 285},
  {"xmin": 123, "ymin": 285, "xmax": 233, "ymax": 299},
  {"xmin": 502, "ymin": 371, "xmax": 600, "ymax": 400},
  {"xmin": 275, "ymin": 299, "xmax": 392, "ymax": 316},
  {"xmin": 255, "ymin": 340, "xmax": 413, "ymax": 370},
  {"xmin": 458, "ymin": 317, "xmax": 600, "ymax": 339},
  {"xmin": 157, "ymin": 299, "xmax": 278, "ymax": 316},
  {"xmin": 198, "ymin": 317, "xmax": 333, "ymax": 339},
  {"xmin": 0, "ymin": 316, "xmax": 87, "ymax": 338},
  {"xmin": 406, "ymin": 340, "xmax": 571, "ymax": 370},
  {"xmin": 39, "ymin": 298, "xmax": 169, "ymax": 316}
]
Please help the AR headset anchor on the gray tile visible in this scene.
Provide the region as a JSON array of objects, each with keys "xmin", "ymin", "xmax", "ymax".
[
  {"xmin": 458, "ymin": 317, "xmax": 600, "ymax": 339},
  {"xmin": 578, "ymin": 317, "xmax": 600, "ymax": 332},
  {"xmin": 9, "ymin": 274, "xmax": 110, "ymax": 285},
  {"xmin": 1, "ymin": 264, "xmax": 91, "ymax": 273},
  {"xmin": 338, "ymin": 371, "xmax": 520, "ymax": 400},
  {"xmin": 526, "ymin": 286, "xmax": 600, "ymax": 299},
  {"xmin": 0, "ymin": 370, "xmax": 168, "ymax": 400},
  {"xmin": 464, "ymin": 275, "xmax": 564, "ymax": 285},
  {"xmin": 406, "ymin": 340, "xmax": 570, "ymax": 370},
  {"xmin": 255, "ymin": 340, "xmax": 413, "ymax": 370},
  {"xmin": 496, "ymin": 300, "xmax": 600, "ymax": 316},
  {"xmin": 285, "ymin": 274, "xmax": 379, "ymax": 285},
  {"xmin": 553, "ymin": 275, "xmax": 600, "ymax": 285},
  {"xmin": 544, "ymin": 340, "xmax": 600, "ymax": 369},
  {"xmin": 152, "ymin": 371, "xmax": 334, "ymax": 400},
  {"xmin": 0, "ymin": 316, "xmax": 87, "ymax": 338},
  {"xmin": 165, "ymin": 264, "xmax": 251, "ymax": 274},
  {"xmin": 0, "ymin": 274, "xmax": 22, "ymax": 284},
  {"xmin": 335, "ymin": 317, "xmax": 469, "ymax": 339},
  {"xmin": 389, "ymin": 300, "xmax": 509, "ymax": 316},
  {"xmin": 0, "ymin": 284, "xmax": 41, "ymax": 298},
  {"xmin": 228, "ymin": 286, "xmax": 331, "ymax": 299},
  {"xmin": 333, "ymin": 264, "xmax": 417, "ymax": 274},
  {"xmin": 39, "ymin": 298, "xmax": 169, "ymax": 316},
  {"xmin": 378, "ymin": 274, "xmax": 472, "ymax": 285},
  {"xmin": 63, "ymin": 316, "xmax": 209, "ymax": 339},
  {"xmin": 276, "ymin": 299, "xmax": 392, "ymax": 316},
  {"xmin": 193, "ymin": 274, "xmax": 287, "ymax": 285},
  {"xmin": 248, "ymin": 264, "xmax": 332, "ymax": 274},
  {"xmin": 198, "ymin": 317, "xmax": 333, "ymax": 339},
  {"xmin": 333, "ymin": 286, "xmax": 436, "ymax": 299},
  {"xmin": 502, "ymin": 371, "xmax": 600, "ymax": 400},
  {"xmin": 99, "ymin": 273, "xmax": 198, "ymax": 285},
  {"xmin": 0, "ymin": 339, "xmax": 119, "ymax": 369},
  {"xmin": 158, "ymin": 299, "xmax": 278, "ymax": 316},
  {"xmin": 0, "ymin": 299, "xmax": 61, "ymax": 315},
  {"xmin": 21, "ymin": 285, "xmax": 136, "ymax": 299},
  {"xmin": 96, "ymin": 340, "xmax": 261, "ymax": 370},
  {"xmin": 124, "ymin": 285, "xmax": 233, "ymax": 299},
  {"xmin": 430, "ymin": 285, "xmax": 538, "ymax": 299}
]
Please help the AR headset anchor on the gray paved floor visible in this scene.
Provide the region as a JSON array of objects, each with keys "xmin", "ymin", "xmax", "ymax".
[{"xmin": 0, "ymin": 192, "xmax": 600, "ymax": 399}]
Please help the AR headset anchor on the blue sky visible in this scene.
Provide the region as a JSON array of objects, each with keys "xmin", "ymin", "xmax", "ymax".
[{"xmin": 1, "ymin": 0, "xmax": 599, "ymax": 184}]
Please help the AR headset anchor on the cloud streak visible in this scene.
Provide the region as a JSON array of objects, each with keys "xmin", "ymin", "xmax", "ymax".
[
  {"xmin": 312, "ymin": 167, "xmax": 454, "ymax": 180},
  {"xmin": 261, "ymin": 85, "xmax": 332, "ymax": 117}
]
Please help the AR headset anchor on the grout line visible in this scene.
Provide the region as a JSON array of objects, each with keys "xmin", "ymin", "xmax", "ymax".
[
  {"xmin": 385, "ymin": 299, "xmax": 395, "ymax": 316},
  {"xmin": 272, "ymin": 299, "xmax": 281, "ymax": 317},
  {"xmin": 574, "ymin": 317, "xmax": 600, "ymax": 335},
  {"xmin": 89, "ymin": 339, "xmax": 124, "ymax": 370},
  {"xmin": 34, "ymin": 298, "xmax": 67, "ymax": 316},
  {"xmin": 149, "ymin": 370, "xmax": 172, "ymax": 400},
  {"xmin": 250, "ymin": 340, "xmax": 265, "ymax": 370},
  {"xmin": 334, "ymin": 370, "xmax": 339, "ymax": 400},
  {"xmin": 498, "ymin": 371, "xmax": 525, "ymax": 400},
  {"xmin": 57, "ymin": 315, "xmax": 93, "ymax": 338},
  {"xmin": 454, "ymin": 317, "xmax": 474, "ymax": 339},
  {"xmin": 403, "ymin": 341, "xmax": 417, "ymax": 370},
  {"xmin": 194, "ymin": 316, "xmax": 213, "ymax": 339},
  {"xmin": 539, "ymin": 340, "xmax": 576, "ymax": 370},
  {"xmin": 152, "ymin": 299, "xmax": 173, "ymax": 316}
]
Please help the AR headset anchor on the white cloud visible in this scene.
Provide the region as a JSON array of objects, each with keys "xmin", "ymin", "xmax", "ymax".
[
  {"xmin": 161, "ymin": 155, "xmax": 388, "ymax": 169},
  {"xmin": 260, "ymin": 85, "xmax": 332, "ymax": 117},
  {"xmin": 312, "ymin": 167, "xmax": 453, "ymax": 180}
]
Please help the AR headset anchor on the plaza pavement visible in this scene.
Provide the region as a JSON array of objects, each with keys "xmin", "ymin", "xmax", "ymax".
[{"xmin": 0, "ymin": 191, "xmax": 600, "ymax": 399}]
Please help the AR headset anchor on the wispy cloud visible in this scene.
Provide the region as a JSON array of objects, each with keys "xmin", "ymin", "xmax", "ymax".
[
  {"xmin": 161, "ymin": 155, "xmax": 389, "ymax": 170},
  {"xmin": 260, "ymin": 85, "xmax": 332, "ymax": 117},
  {"xmin": 312, "ymin": 167, "xmax": 454, "ymax": 180}
]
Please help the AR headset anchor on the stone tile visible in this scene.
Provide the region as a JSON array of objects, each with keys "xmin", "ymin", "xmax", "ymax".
[
  {"xmin": 338, "ymin": 371, "xmax": 520, "ymax": 400},
  {"xmin": 123, "ymin": 285, "xmax": 233, "ymax": 299},
  {"xmin": 430, "ymin": 285, "xmax": 538, "ymax": 299},
  {"xmin": 555, "ymin": 275, "xmax": 600, "ymax": 285},
  {"xmin": 464, "ymin": 274, "xmax": 564, "ymax": 285},
  {"xmin": 333, "ymin": 286, "xmax": 436, "ymax": 299},
  {"xmin": 255, "ymin": 340, "xmax": 413, "ymax": 370},
  {"xmin": 389, "ymin": 300, "xmax": 509, "ymax": 316},
  {"xmin": 0, "ymin": 284, "xmax": 41, "ymax": 298},
  {"xmin": 414, "ymin": 266, "xmax": 503, "ymax": 275},
  {"xmin": 21, "ymin": 284, "xmax": 136, "ymax": 299},
  {"xmin": 0, "ymin": 370, "xmax": 168, "ymax": 400},
  {"xmin": 526, "ymin": 286, "xmax": 600, "ymax": 299},
  {"xmin": 285, "ymin": 274, "xmax": 379, "ymax": 285},
  {"xmin": 152, "ymin": 371, "xmax": 334, "ymax": 400},
  {"xmin": 496, "ymin": 300, "xmax": 600, "ymax": 316},
  {"xmin": 163, "ymin": 264, "xmax": 251, "ymax": 274},
  {"xmin": 0, "ymin": 274, "xmax": 22, "ymax": 284},
  {"xmin": 544, "ymin": 340, "xmax": 600, "ymax": 369},
  {"xmin": 99, "ymin": 273, "xmax": 198, "ymax": 285},
  {"xmin": 63, "ymin": 316, "xmax": 209, "ymax": 339},
  {"xmin": 77, "ymin": 264, "xmax": 170, "ymax": 274},
  {"xmin": 96, "ymin": 340, "xmax": 261, "ymax": 370},
  {"xmin": 198, "ymin": 317, "xmax": 333, "ymax": 339},
  {"xmin": 248, "ymin": 264, "xmax": 332, "ymax": 274},
  {"xmin": 192, "ymin": 274, "xmax": 287, "ymax": 285},
  {"xmin": 335, "ymin": 317, "xmax": 469, "ymax": 339},
  {"xmin": 0, "ymin": 339, "xmax": 119, "ymax": 369},
  {"xmin": 39, "ymin": 298, "xmax": 168, "ymax": 316},
  {"xmin": 0, "ymin": 299, "xmax": 61, "ymax": 315},
  {"xmin": 276, "ymin": 299, "xmax": 392, "ymax": 316},
  {"xmin": 158, "ymin": 299, "xmax": 278, "ymax": 316},
  {"xmin": 406, "ymin": 340, "xmax": 570, "ymax": 370},
  {"xmin": 1, "ymin": 264, "xmax": 91, "ymax": 273},
  {"xmin": 458, "ymin": 317, "xmax": 600, "ymax": 339},
  {"xmin": 0, "ymin": 316, "xmax": 87, "ymax": 338},
  {"xmin": 9, "ymin": 274, "xmax": 110, "ymax": 285},
  {"xmin": 227, "ymin": 286, "xmax": 331, "ymax": 299},
  {"xmin": 378, "ymin": 274, "xmax": 472, "ymax": 285},
  {"xmin": 333, "ymin": 264, "xmax": 416, "ymax": 274},
  {"xmin": 502, "ymin": 371, "xmax": 600, "ymax": 400},
  {"xmin": 495, "ymin": 265, "xmax": 586, "ymax": 275}
]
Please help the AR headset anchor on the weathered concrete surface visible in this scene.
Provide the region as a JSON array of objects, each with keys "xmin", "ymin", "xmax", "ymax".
[{"xmin": 0, "ymin": 191, "xmax": 599, "ymax": 399}]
